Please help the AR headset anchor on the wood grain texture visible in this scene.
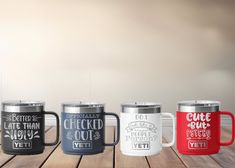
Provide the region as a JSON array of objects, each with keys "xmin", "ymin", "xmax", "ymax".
[
  {"xmin": 147, "ymin": 137, "xmax": 186, "ymax": 168},
  {"xmin": 41, "ymin": 143, "xmax": 81, "ymax": 168},
  {"xmin": 209, "ymin": 127, "xmax": 235, "ymax": 168},
  {"xmin": 0, "ymin": 150, "xmax": 15, "ymax": 167},
  {"xmin": 163, "ymin": 127, "xmax": 222, "ymax": 168},
  {"xmin": 0, "ymin": 127, "xmax": 51, "ymax": 167},
  {"xmin": 222, "ymin": 126, "xmax": 235, "ymax": 151},
  {"xmin": 78, "ymin": 127, "xmax": 115, "ymax": 168},
  {"xmin": 2, "ymin": 127, "xmax": 58, "ymax": 168},
  {"xmin": 115, "ymin": 147, "xmax": 149, "ymax": 168}
]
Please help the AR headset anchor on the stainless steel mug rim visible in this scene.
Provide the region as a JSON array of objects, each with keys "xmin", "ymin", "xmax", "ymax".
[
  {"xmin": 121, "ymin": 102, "xmax": 161, "ymax": 113},
  {"xmin": 177, "ymin": 100, "xmax": 220, "ymax": 112},
  {"xmin": 62, "ymin": 101, "xmax": 104, "ymax": 113},
  {"xmin": 1, "ymin": 100, "xmax": 45, "ymax": 112}
]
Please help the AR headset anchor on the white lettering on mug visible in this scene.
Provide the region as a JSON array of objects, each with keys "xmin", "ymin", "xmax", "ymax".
[
  {"xmin": 3, "ymin": 114, "xmax": 41, "ymax": 149},
  {"xmin": 73, "ymin": 141, "xmax": 92, "ymax": 149},
  {"xmin": 13, "ymin": 140, "xmax": 32, "ymax": 149},
  {"xmin": 64, "ymin": 114, "xmax": 104, "ymax": 144},
  {"xmin": 188, "ymin": 140, "xmax": 208, "ymax": 149},
  {"xmin": 186, "ymin": 113, "xmax": 211, "ymax": 129},
  {"xmin": 186, "ymin": 112, "xmax": 212, "ymax": 149},
  {"xmin": 74, "ymin": 130, "xmax": 93, "ymax": 141},
  {"xmin": 125, "ymin": 114, "xmax": 158, "ymax": 151},
  {"xmin": 64, "ymin": 119, "xmax": 103, "ymax": 130}
]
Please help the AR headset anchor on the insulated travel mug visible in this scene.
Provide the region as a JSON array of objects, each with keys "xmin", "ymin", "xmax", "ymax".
[
  {"xmin": 120, "ymin": 102, "xmax": 175, "ymax": 156},
  {"xmin": 177, "ymin": 100, "xmax": 235, "ymax": 155},
  {"xmin": 1, "ymin": 101, "xmax": 59, "ymax": 155},
  {"xmin": 61, "ymin": 102, "xmax": 120, "ymax": 155}
]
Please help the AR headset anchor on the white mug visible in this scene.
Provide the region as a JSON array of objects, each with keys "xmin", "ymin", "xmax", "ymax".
[{"xmin": 120, "ymin": 102, "xmax": 175, "ymax": 156}]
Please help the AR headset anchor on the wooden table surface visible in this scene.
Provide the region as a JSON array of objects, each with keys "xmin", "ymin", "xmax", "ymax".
[{"xmin": 0, "ymin": 126, "xmax": 234, "ymax": 168}]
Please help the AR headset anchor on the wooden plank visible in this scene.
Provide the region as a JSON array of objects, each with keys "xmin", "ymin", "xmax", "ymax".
[
  {"xmin": 2, "ymin": 127, "xmax": 58, "ymax": 168},
  {"xmin": 78, "ymin": 127, "xmax": 115, "ymax": 168},
  {"xmin": 146, "ymin": 137, "xmax": 186, "ymax": 168},
  {"xmin": 221, "ymin": 126, "xmax": 235, "ymax": 151},
  {"xmin": 115, "ymin": 145, "xmax": 149, "ymax": 168},
  {"xmin": 209, "ymin": 127, "xmax": 235, "ymax": 168},
  {"xmin": 41, "ymin": 143, "xmax": 81, "ymax": 168},
  {"xmin": 163, "ymin": 127, "xmax": 222, "ymax": 168},
  {"xmin": 0, "ymin": 148, "xmax": 15, "ymax": 167},
  {"xmin": 115, "ymin": 128, "xmax": 149, "ymax": 168},
  {"xmin": 0, "ymin": 127, "xmax": 52, "ymax": 167}
]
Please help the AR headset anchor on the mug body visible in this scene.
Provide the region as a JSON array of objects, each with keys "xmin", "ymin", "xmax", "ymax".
[
  {"xmin": 61, "ymin": 102, "xmax": 105, "ymax": 155},
  {"xmin": 1, "ymin": 101, "xmax": 45, "ymax": 155},
  {"xmin": 177, "ymin": 100, "xmax": 220, "ymax": 155},
  {"xmin": 120, "ymin": 102, "xmax": 162, "ymax": 156}
]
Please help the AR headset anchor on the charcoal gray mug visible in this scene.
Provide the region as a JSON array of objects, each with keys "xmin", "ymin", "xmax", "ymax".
[
  {"xmin": 61, "ymin": 102, "xmax": 120, "ymax": 155},
  {"xmin": 1, "ymin": 101, "xmax": 59, "ymax": 155}
]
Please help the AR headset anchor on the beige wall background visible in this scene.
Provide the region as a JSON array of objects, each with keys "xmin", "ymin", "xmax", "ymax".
[{"xmin": 0, "ymin": 0, "xmax": 235, "ymax": 115}]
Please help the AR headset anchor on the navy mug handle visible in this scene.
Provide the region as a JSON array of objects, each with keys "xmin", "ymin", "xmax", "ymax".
[
  {"xmin": 43, "ymin": 111, "xmax": 60, "ymax": 146},
  {"xmin": 104, "ymin": 112, "xmax": 120, "ymax": 146}
]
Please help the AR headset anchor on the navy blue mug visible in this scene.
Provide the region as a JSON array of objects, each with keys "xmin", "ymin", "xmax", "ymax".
[{"xmin": 61, "ymin": 102, "xmax": 120, "ymax": 155}]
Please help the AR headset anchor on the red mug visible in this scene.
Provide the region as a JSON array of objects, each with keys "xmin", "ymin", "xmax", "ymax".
[{"xmin": 176, "ymin": 100, "xmax": 235, "ymax": 155}]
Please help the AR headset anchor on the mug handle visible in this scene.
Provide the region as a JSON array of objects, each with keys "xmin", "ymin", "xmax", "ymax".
[
  {"xmin": 219, "ymin": 111, "xmax": 235, "ymax": 146},
  {"xmin": 43, "ymin": 111, "xmax": 60, "ymax": 146},
  {"xmin": 162, "ymin": 113, "xmax": 175, "ymax": 147},
  {"xmin": 104, "ymin": 112, "xmax": 120, "ymax": 146}
]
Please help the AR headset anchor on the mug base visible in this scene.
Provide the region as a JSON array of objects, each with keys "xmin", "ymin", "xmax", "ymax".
[
  {"xmin": 3, "ymin": 150, "xmax": 44, "ymax": 155},
  {"xmin": 63, "ymin": 150, "xmax": 104, "ymax": 155},
  {"xmin": 178, "ymin": 150, "xmax": 219, "ymax": 155},
  {"xmin": 121, "ymin": 151, "xmax": 160, "ymax": 156}
]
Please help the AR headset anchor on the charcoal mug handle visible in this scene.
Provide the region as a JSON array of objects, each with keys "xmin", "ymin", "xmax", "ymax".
[
  {"xmin": 104, "ymin": 112, "xmax": 120, "ymax": 146},
  {"xmin": 43, "ymin": 111, "xmax": 60, "ymax": 146}
]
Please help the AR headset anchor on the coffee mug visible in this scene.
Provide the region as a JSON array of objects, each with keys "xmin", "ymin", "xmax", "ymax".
[
  {"xmin": 177, "ymin": 100, "xmax": 235, "ymax": 155},
  {"xmin": 61, "ymin": 102, "xmax": 120, "ymax": 155},
  {"xmin": 1, "ymin": 101, "xmax": 59, "ymax": 155},
  {"xmin": 120, "ymin": 102, "xmax": 175, "ymax": 156}
]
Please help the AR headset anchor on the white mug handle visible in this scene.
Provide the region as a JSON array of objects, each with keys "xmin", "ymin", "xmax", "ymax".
[{"xmin": 162, "ymin": 113, "xmax": 175, "ymax": 147}]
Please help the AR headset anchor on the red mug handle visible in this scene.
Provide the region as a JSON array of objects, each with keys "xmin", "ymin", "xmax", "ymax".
[{"xmin": 219, "ymin": 111, "xmax": 235, "ymax": 146}]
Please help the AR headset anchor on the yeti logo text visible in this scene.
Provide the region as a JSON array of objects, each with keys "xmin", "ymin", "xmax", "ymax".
[
  {"xmin": 73, "ymin": 141, "xmax": 92, "ymax": 149},
  {"xmin": 188, "ymin": 140, "xmax": 208, "ymax": 149},
  {"xmin": 132, "ymin": 141, "xmax": 150, "ymax": 150},
  {"xmin": 12, "ymin": 140, "xmax": 32, "ymax": 149}
]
